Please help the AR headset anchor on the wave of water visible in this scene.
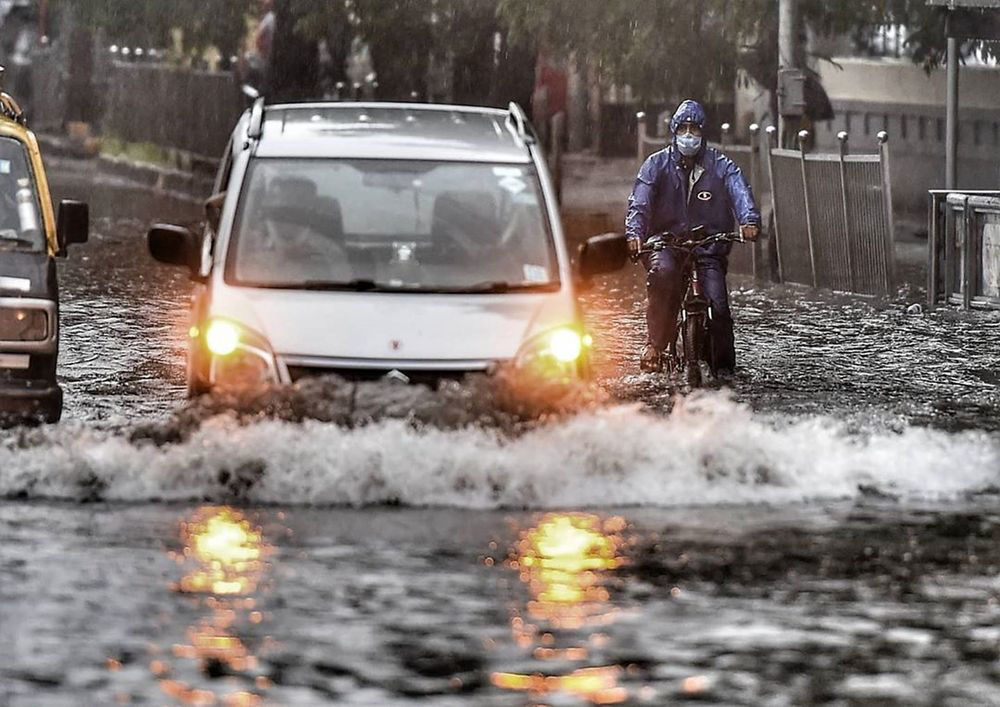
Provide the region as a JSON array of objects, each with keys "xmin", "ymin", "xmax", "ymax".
[{"xmin": 2, "ymin": 391, "xmax": 998, "ymax": 507}]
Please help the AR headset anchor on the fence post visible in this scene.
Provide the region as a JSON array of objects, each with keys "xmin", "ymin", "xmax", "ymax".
[
  {"xmin": 721, "ymin": 122, "xmax": 731, "ymax": 146},
  {"xmin": 877, "ymin": 131, "xmax": 896, "ymax": 295},
  {"xmin": 764, "ymin": 125, "xmax": 784, "ymax": 283},
  {"xmin": 962, "ymin": 197, "xmax": 974, "ymax": 310},
  {"xmin": 927, "ymin": 192, "xmax": 938, "ymax": 309},
  {"xmin": 944, "ymin": 196, "xmax": 957, "ymax": 303},
  {"xmin": 797, "ymin": 129, "xmax": 819, "ymax": 288},
  {"xmin": 636, "ymin": 111, "xmax": 646, "ymax": 163},
  {"xmin": 837, "ymin": 131, "xmax": 857, "ymax": 292},
  {"xmin": 748, "ymin": 122, "xmax": 761, "ymax": 282}
]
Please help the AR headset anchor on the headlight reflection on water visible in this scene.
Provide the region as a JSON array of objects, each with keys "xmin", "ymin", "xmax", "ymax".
[
  {"xmin": 492, "ymin": 513, "xmax": 631, "ymax": 705},
  {"xmin": 149, "ymin": 507, "xmax": 275, "ymax": 706}
]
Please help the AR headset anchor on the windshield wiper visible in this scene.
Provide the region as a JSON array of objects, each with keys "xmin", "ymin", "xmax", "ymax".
[
  {"xmin": 297, "ymin": 279, "xmax": 430, "ymax": 293},
  {"xmin": 299, "ymin": 278, "xmax": 380, "ymax": 291},
  {"xmin": 246, "ymin": 279, "xmax": 560, "ymax": 294},
  {"xmin": 439, "ymin": 280, "xmax": 561, "ymax": 294}
]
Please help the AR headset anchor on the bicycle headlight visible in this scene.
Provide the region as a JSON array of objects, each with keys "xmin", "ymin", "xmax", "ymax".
[
  {"xmin": 515, "ymin": 326, "xmax": 592, "ymax": 378},
  {"xmin": 200, "ymin": 318, "xmax": 278, "ymax": 388}
]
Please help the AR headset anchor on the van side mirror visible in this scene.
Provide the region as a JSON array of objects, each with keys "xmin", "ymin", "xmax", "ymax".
[
  {"xmin": 578, "ymin": 232, "xmax": 629, "ymax": 281},
  {"xmin": 204, "ymin": 191, "xmax": 226, "ymax": 233},
  {"xmin": 148, "ymin": 223, "xmax": 202, "ymax": 279},
  {"xmin": 56, "ymin": 200, "xmax": 89, "ymax": 256}
]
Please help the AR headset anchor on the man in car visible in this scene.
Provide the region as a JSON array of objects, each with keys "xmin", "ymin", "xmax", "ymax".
[{"xmin": 625, "ymin": 99, "xmax": 760, "ymax": 375}]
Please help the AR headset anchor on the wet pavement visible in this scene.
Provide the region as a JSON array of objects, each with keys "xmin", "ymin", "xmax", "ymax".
[{"xmin": 2, "ymin": 164, "xmax": 1000, "ymax": 705}]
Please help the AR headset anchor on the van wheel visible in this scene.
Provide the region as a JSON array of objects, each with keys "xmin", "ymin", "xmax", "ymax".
[
  {"xmin": 187, "ymin": 348, "xmax": 211, "ymax": 398},
  {"xmin": 187, "ymin": 371, "xmax": 210, "ymax": 398},
  {"xmin": 42, "ymin": 400, "xmax": 62, "ymax": 424}
]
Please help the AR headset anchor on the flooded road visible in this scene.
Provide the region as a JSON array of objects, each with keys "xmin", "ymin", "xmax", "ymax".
[{"xmin": 3, "ymin": 164, "xmax": 1000, "ymax": 705}]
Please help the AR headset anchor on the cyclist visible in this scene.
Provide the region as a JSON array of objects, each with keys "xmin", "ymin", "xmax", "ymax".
[{"xmin": 625, "ymin": 99, "xmax": 760, "ymax": 374}]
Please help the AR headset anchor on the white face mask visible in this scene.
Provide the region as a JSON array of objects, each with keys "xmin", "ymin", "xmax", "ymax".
[{"xmin": 676, "ymin": 133, "xmax": 702, "ymax": 157}]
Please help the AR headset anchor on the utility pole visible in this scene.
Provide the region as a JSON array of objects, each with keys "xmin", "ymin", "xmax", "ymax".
[
  {"xmin": 945, "ymin": 11, "xmax": 959, "ymax": 189},
  {"xmin": 777, "ymin": 0, "xmax": 799, "ymax": 147}
]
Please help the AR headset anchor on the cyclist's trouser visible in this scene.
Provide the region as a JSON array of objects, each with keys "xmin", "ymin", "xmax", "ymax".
[{"xmin": 642, "ymin": 248, "xmax": 736, "ymax": 371}]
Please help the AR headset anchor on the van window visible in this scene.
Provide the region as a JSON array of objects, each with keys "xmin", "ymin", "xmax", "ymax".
[
  {"xmin": 0, "ymin": 137, "xmax": 43, "ymax": 253},
  {"xmin": 226, "ymin": 159, "xmax": 559, "ymax": 292}
]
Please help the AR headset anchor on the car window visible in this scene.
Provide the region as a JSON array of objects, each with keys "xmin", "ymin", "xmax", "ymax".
[
  {"xmin": 0, "ymin": 136, "xmax": 43, "ymax": 253},
  {"xmin": 226, "ymin": 158, "xmax": 559, "ymax": 292}
]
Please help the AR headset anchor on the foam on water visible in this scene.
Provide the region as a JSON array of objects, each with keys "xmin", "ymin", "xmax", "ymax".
[{"xmin": 1, "ymin": 391, "xmax": 997, "ymax": 507}]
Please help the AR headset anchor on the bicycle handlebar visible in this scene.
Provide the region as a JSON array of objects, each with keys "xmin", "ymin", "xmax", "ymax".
[{"xmin": 634, "ymin": 230, "xmax": 744, "ymax": 257}]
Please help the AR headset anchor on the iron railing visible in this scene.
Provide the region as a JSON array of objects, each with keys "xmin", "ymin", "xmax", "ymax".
[
  {"xmin": 765, "ymin": 128, "xmax": 896, "ymax": 296},
  {"xmin": 928, "ymin": 190, "xmax": 1000, "ymax": 310}
]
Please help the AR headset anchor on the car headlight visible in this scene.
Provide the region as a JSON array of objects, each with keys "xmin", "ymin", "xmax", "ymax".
[
  {"xmin": 0, "ymin": 307, "xmax": 48, "ymax": 342},
  {"xmin": 199, "ymin": 318, "xmax": 278, "ymax": 388},
  {"xmin": 206, "ymin": 320, "xmax": 240, "ymax": 356},
  {"xmin": 514, "ymin": 326, "xmax": 592, "ymax": 379}
]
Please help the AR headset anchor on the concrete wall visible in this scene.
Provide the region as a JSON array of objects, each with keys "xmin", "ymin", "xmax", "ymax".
[
  {"xmin": 814, "ymin": 58, "xmax": 1000, "ymax": 219},
  {"xmin": 817, "ymin": 57, "xmax": 1000, "ymax": 111}
]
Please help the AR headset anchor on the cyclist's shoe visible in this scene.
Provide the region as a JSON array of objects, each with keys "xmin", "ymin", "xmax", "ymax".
[{"xmin": 639, "ymin": 345, "xmax": 663, "ymax": 373}]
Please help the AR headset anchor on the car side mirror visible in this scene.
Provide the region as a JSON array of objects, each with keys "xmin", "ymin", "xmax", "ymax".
[
  {"xmin": 148, "ymin": 223, "xmax": 203, "ymax": 280},
  {"xmin": 578, "ymin": 232, "xmax": 629, "ymax": 281},
  {"xmin": 204, "ymin": 191, "xmax": 226, "ymax": 233},
  {"xmin": 56, "ymin": 200, "xmax": 89, "ymax": 256}
]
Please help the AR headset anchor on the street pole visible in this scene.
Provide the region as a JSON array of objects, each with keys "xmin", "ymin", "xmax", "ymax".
[
  {"xmin": 945, "ymin": 12, "xmax": 959, "ymax": 190},
  {"xmin": 778, "ymin": 0, "xmax": 798, "ymax": 147}
]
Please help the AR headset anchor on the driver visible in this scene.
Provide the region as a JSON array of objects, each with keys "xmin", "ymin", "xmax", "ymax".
[
  {"xmin": 249, "ymin": 175, "xmax": 351, "ymax": 281},
  {"xmin": 625, "ymin": 99, "xmax": 760, "ymax": 375}
]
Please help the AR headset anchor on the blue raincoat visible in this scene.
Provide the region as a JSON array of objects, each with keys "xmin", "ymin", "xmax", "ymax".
[{"xmin": 625, "ymin": 101, "xmax": 760, "ymax": 252}]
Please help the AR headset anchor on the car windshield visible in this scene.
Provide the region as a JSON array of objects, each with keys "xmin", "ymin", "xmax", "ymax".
[
  {"xmin": 226, "ymin": 158, "xmax": 559, "ymax": 292},
  {"xmin": 0, "ymin": 136, "xmax": 43, "ymax": 253}
]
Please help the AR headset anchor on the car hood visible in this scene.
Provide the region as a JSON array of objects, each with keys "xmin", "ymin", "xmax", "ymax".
[{"xmin": 209, "ymin": 287, "xmax": 577, "ymax": 362}]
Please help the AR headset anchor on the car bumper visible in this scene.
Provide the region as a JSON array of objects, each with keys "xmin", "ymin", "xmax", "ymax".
[{"xmin": 0, "ymin": 381, "xmax": 62, "ymax": 424}]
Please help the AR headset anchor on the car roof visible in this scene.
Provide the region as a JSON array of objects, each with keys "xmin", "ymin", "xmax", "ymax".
[{"xmin": 250, "ymin": 102, "xmax": 534, "ymax": 163}]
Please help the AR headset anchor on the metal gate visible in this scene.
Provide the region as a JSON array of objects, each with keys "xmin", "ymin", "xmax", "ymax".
[
  {"xmin": 766, "ymin": 129, "xmax": 896, "ymax": 296},
  {"xmin": 928, "ymin": 190, "xmax": 1000, "ymax": 310},
  {"xmin": 714, "ymin": 124, "xmax": 765, "ymax": 280}
]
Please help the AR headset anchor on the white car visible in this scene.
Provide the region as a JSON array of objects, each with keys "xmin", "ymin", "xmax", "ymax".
[{"xmin": 148, "ymin": 101, "xmax": 625, "ymax": 394}]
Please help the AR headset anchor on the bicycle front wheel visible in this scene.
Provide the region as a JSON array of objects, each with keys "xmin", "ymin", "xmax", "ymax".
[{"xmin": 682, "ymin": 315, "xmax": 704, "ymax": 388}]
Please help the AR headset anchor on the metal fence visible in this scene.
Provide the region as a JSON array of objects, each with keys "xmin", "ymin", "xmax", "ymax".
[
  {"xmin": 27, "ymin": 46, "xmax": 243, "ymax": 162},
  {"xmin": 928, "ymin": 190, "xmax": 1000, "ymax": 310},
  {"xmin": 716, "ymin": 124, "xmax": 766, "ymax": 279},
  {"xmin": 102, "ymin": 63, "xmax": 243, "ymax": 160},
  {"xmin": 766, "ymin": 129, "xmax": 896, "ymax": 296}
]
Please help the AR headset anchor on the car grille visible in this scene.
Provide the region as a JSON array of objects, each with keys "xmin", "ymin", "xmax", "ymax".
[
  {"xmin": 286, "ymin": 365, "xmax": 478, "ymax": 386},
  {"xmin": 0, "ymin": 307, "xmax": 47, "ymax": 341}
]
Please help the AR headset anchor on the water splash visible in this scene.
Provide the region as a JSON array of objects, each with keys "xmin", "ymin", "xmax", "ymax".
[{"xmin": 2, "ymin": 391, "xmax": 997, "ymax": 507}]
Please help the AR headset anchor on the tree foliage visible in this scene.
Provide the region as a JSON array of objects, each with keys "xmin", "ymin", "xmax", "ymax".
[
  {"xmin": 288, "ymin": 0, "xmax": 533, "ymax": 104},
  {"xmin": 499, "ymin": 0, "xmax": 995, "ymax": 103},
  {"xmin": 54, "ymin": 0, "xmax": 255, "ymax": 63}
]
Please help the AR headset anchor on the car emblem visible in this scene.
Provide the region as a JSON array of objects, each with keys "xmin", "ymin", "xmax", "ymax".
[
  {"xmin": 390, "ymin": 339, "xmax": 402, "ymax": 351},
  {"xmin": 697, "ymin": 190, "xmax": 713, "ymax": 201}
]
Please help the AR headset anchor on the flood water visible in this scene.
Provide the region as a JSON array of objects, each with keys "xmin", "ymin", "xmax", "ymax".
[{"xmin": 3, "ymin": 162, "xmax": 1000, "ymax": 705}]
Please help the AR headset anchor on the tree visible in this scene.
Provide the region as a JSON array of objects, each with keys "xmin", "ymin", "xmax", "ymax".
[
  {"xmin": 499, "ymin": 0, "xmax": 999, "ymax": 112},
  {"xmin": 54, "ymin": 0, "xmax": 255, "ymax": 65},
  {"xmin": 284, "ymin": 0, "xmax": 533, "ymax": 106}
]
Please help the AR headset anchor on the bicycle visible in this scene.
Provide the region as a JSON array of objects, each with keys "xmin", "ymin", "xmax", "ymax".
[{"xmin": 634, "ymin": 227, "xmax": 744, "ymax": 387}]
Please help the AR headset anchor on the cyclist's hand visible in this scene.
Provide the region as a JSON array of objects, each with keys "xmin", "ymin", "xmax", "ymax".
[
  {"xmin": 627, "ymin": 237, "xmax": 642, "ymax": 258},
  {"xmin": 740, "ymin": 224, "xmax": 760, "ymax": 242}
]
